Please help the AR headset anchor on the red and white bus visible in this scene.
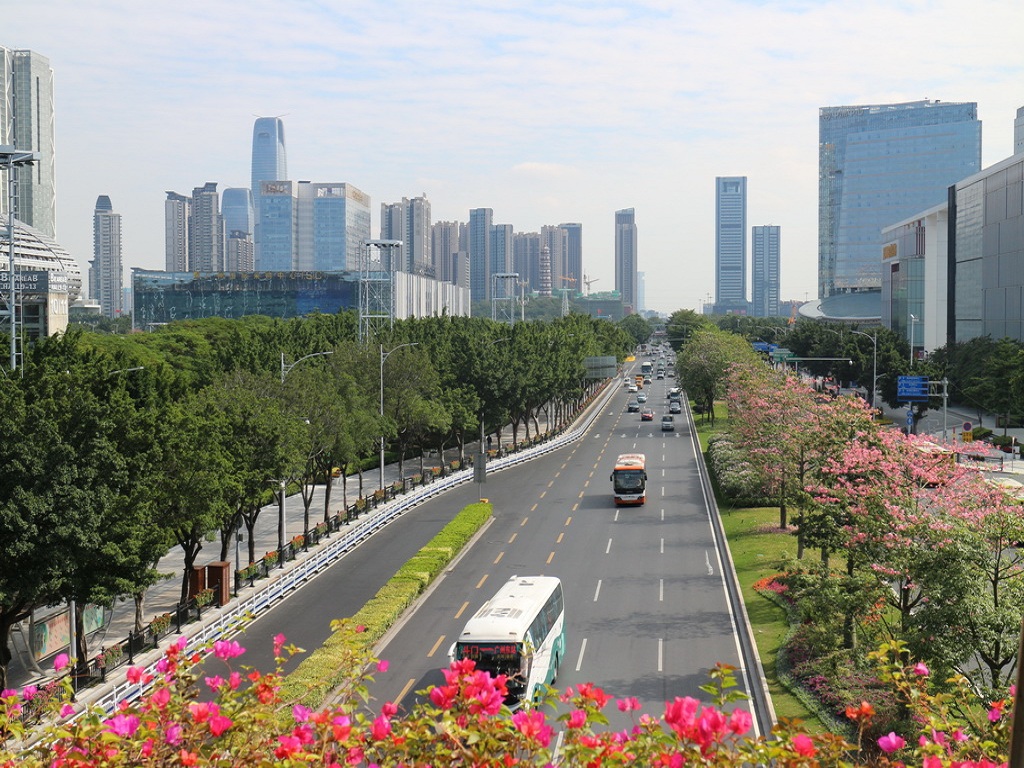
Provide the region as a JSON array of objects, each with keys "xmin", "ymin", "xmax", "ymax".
[{"xmin": 610, "ymin": 453, "xmax": 647, "ymax": 506}]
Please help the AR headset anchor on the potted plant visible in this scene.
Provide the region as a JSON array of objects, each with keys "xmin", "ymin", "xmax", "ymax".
[{"xmin": 149, "ymin": 612, "xmax": 171, "ymax": 637}]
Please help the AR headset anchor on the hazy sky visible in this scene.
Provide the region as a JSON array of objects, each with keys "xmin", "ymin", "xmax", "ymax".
[{"xmin": 7, "ymin": 0, "xmax": 1024, "ymax": 313}]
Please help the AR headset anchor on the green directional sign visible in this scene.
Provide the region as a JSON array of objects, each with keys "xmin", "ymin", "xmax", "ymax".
[{"xmin": 770, "ymin": 347, "xmax": 794, "ymax": 361}]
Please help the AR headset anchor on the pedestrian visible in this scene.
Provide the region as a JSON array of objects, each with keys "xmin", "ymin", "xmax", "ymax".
[
  {"xmin": 486, "ymin": 435, "xmax": 492, "ymax": 451},
  {"xmin": 96, "ymin": 647, "xmax": 107, "ymax": 681}
]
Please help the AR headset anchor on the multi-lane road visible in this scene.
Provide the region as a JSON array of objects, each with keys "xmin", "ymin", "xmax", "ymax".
[{"xmin": 230, "ymin": 365, "xmax": 771, "ymax": 734}]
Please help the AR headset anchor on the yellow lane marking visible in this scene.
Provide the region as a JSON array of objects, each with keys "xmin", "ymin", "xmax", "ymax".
[
  {"xmin": 455, "ymin": 601, "xmax": 470, "ymax": 619},
  {"xmin": 521, "ymin": 517, "xmax": 529, "ymax": 526},
  {"xmin": 428, "ymin": 635, "xmax": 446, "ymax": 658},
  {"xmin": 572, "ymin": 503, "xmax": 579, "ymax": 511},
  {"xmin": 508, "ymin": 533, "xmax": 517, "ymax": 544},
  {"xmin": 547, "ymin": 551, "xmax": 555, "ymax": 564},
  {"xmin": 531, "ymin": 504, "xmax": 538, "ymax": 512},
  {"xmin": 555, "ymin": 471, "xmax": 561, "ymax": 478},
  {"xmin": 578, "ymin": 491, "xmax": 585, "ymax": 499},
  {"xmin": 540, "ymin": 490, "xmax": 547, "ymax": 499},
  {"xmin": 396, "ymin": 678, "xmax": 417, "ymax": 705},
  {"xmin": 548, "ymin": 480, "xmax": 554, "ymax": 488},
  {"xmin": 565, "ymin": 516, "xmax": 572, "ymax": 526},
  {"xmin": 476, "ymin": 574, "xmax": 488, "ymax": 589},
  {"xmin": 494, "ymin": 551, "xmax": 504, "ymax": 564},
  {"xmin": 556, "ymin": 532, "xmax": 564, "ymax": 543}
]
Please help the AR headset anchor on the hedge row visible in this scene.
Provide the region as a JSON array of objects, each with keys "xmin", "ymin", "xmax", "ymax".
[{"xmin": 278, "ymin": 501, "xmax": 493, "ymax": 710}]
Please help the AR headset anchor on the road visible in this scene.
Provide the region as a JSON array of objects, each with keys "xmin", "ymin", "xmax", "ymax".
[{"xmin": 338, "ymin": 370, "xmax": 762, "ymax": 731}]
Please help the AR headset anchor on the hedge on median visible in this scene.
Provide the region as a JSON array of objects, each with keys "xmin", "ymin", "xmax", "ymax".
[{"xmin": 277, "ymin": 501, "xmax": 493, "ymax": 710}]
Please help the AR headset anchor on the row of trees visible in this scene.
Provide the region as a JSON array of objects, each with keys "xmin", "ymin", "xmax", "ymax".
[
  {"xmin": 724, "ymin": 358, "xmax": 1024, "ymax": 699},
  {"xmin": 0, "ymin": 311, "xmax": 634, "ymax": 689}
]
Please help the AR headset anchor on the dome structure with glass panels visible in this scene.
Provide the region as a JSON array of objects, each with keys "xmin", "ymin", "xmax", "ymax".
[{"xmin": 0, "ymin": 215, "xmax": 82, "ymax": 301}]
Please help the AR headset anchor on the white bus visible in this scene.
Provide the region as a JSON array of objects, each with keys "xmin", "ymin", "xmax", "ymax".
[{"xmin": 450, "ymin": 575, "xmax": 566, "ymax": 708}]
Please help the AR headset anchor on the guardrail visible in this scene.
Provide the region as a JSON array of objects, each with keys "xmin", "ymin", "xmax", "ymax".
[{"xmin": 86, "ymin": 380, "xmax": 617, "ymax": 715}]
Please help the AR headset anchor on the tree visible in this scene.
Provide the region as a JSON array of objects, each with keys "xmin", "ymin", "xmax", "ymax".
[
  {"xmin": 678, "ymin": 327, "xmax": 758, "ymax": 424},
  {"xmin": 618, "ymin": 314, "xmax": 652, "ymax": 348}
]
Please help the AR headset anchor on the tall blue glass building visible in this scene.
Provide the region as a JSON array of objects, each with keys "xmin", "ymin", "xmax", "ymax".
[
  {"xmin": 222, "ymin": 188, "xmax": 254, "ymax": 238},
  {"xmin": 752, "ymin": 225, "xmax": 780, "ymax": 318},
  {"xmin": 818, "ymin": 99, "xmax": 980, "ymax": 298},
  {"xmin": 715, "ymin": 177, "xmax": 747, "ymax": 314},
  {"xmin": 251, "ymin": 117, "xmax": 288, "ymax": 260}
]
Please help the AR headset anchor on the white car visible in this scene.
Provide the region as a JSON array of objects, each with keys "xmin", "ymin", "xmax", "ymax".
[{"xmin": 628, "ymin": 383, "xmax": 638, "ymax": 393}]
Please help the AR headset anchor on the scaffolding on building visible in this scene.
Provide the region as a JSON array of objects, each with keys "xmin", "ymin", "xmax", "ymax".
[{"xmin": 359, "ymin": 240, "xmax": 401, "ymax": 342}]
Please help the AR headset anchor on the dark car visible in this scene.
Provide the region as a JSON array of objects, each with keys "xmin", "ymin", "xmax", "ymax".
[
  {"xmin": 627, "ymin": 400, "xmax": 641, "ymax": 412},
  {"xmin": 669, "ymin": 401, "xmax": 682, "ymax": 414},
  {"xmin": 661, "ymin": 415, "xmax": 675, "ymax": 431},
  {"xmin": 641, "ymin": 407, "xmax": 654, "ymax": 421}
]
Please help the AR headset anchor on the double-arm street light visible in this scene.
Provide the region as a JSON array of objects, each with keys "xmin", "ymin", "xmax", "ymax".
[
  {"xmin": 277, "ymin": 350, "xmax": 334, "ymax": 563},
  {"xmin": 379, "ymin": 342, "xmax": 419, "ymax": 490}
]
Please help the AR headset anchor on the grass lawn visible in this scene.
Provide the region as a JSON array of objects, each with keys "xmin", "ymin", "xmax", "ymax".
[{"xmin": 693, "ymin": 403, "xmax": 824, "ymax": 730}]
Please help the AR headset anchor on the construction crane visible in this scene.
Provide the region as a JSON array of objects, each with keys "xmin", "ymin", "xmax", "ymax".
[{"xmin": 582, "ymin": 274, "xmax": 599, "ymax": 296}]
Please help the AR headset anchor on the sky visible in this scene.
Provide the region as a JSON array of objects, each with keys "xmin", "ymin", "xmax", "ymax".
[{"xmin": 6, "ymin": 0, "xmax": 1024, "ymax": 314}]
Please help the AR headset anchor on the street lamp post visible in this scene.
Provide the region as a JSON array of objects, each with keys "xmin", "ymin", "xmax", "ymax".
[
  {"xmin": 850, "ymin": 330, "xmax": 878, "ymax": 411},
  {"xmin": 379, "ymin": 342, "xmax": 419, "ymax": 491},
  {"xmin": 278, "ymin": 350, "xmax": 334, "ymax": 564},
  {"xmin": 909, "ymin": 314, "xmax": 919, "ymax": 368},
  {"xmin": 2, "ymin": 146, "xmax": 40, "ymax": 373}
]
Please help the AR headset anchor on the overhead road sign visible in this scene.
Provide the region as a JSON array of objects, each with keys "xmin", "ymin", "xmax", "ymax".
[{"xmin": 897, "ymin": 375, "xmax": 930, "ymax": 402}]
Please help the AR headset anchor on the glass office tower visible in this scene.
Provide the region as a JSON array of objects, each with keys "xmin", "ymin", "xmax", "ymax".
[
  {"xmin": 818, "ymin": 99, "xmax": 980, "ymax": 298},
  {"xmin": 251, "ymin": 117, "xmax": 288, "ymax": 260},
  {"xmin": 614, "ymin": 208, "xmax": 638, "ymax": 311},
  {"xmin": 715, "ymin": 177, "xmax": 747, "ymax": 314}
]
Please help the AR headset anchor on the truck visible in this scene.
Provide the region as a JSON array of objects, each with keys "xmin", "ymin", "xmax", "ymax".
[{"xmin": 610, "ymin": 453, "xmax": 647, "ymax": 506}]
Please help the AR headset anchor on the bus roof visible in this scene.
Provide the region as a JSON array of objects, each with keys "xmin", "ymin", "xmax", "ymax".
[
  {"xmin": 458, "ymin": 575, "xmax": 562, "ymax": 643},
  {"xmin": 614, "ymin": 453, "xmax": 646, "ymax": 469}
]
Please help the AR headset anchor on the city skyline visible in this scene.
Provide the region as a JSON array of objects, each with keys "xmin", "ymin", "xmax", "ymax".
[{"xmin": 6, "ymin": 1, "xmax": 1024, "ymax": 313}]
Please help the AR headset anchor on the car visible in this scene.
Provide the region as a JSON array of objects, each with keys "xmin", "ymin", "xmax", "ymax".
[
  {"xmin": 640, "ymin": 407, "xmax": 654, "ymax": 421},
  {"xmin": 669, "ymin": 401, "xmax": 682, "ymax": 414},
  {"xmin": 636, "ymin": 392, "xmax": 648, "ymax": 403},
  {"xmin": 661, "ymin": 415, "xmax": 675, "ymax": 431},
  {"xmin": 627, "ymin": 400, "xmax": 640, "ymax": 412},
  {"xmin": 656, "ymin": 371, "xmax": 665, "ymax": 379},
  {"xmin": 628, "ymin": 383, "xmax": 638, "ymax": 393}
]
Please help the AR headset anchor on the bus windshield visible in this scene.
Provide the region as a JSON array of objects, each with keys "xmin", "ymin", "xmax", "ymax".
[{"xmin": 613, "ymin": 468, "xmax": 646, "ymax": 492}]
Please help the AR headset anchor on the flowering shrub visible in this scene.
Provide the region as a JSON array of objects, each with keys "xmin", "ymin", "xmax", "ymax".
[
  {"xmin": 149, "ymin": 612, "xmax": 172, "ymax": 636},
  {"xmin": 0, "ymin": 626, "xmax": 1013, "ymax": 767},
  {"xmin": 193, "ymin": 588, "xmax": 214, "ymax": 608},
  {"xmin": 706, "ymin": 434, "xmax": 771, "ymax": 506},
  {"xmin": 262, "ymin": 549, "xmax": 279, "ymax": 568}
]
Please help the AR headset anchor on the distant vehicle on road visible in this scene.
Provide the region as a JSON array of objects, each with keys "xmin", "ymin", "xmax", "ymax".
[
  {"xmin": 637, "ymin": 392, "xmax": 648, "ymax": 404},
  {"xmin": 641, "ymin": 407, "xmax": 654, "ymax": 421},
  {"xmin": 611, "ymin": 453, "xmax": 647, "ymax": 505},
  {"xmin": 450, "ymin": 575, "xmax": 565, "ymax": 709},
  {"xmin": 627, "ymin": 399, "xmax": 640, "ymax": 412},
  {"xmin": 661, "ymin": 415, "xmax": 675, "ymax": 431},
  {"xmin": 669, "ymin": 401, "xmax": 682, "ymax": 414}
]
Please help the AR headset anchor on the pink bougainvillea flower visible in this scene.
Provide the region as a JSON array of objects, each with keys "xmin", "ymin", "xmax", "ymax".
[
  {"xmin": 209, "ymin": 714, "xmax": 233, "ymax": 737},
  {"xmin": 913, "ymin": 662, "xmax": 930, "ymax": 676},
  {"xmin": 377, "ymin": 659, "xmax": 390, "ymax": 673},
  {"xmin": 728, "ymin": 708, "xmax": 753, "ymax": 735},
  {"xmin": 104, "ymin": 713, "xmax": 141, "ymax": 738},
  {"xmin": 512, "ymin": 710, "xmax": 553, "ymax": 747},
  {"xmin": 567, "ymin": 709, "xmax": 587, "ymax": 729},
  {"xmin": 59, "ymin": 703, "xmax": 75, "ymax": 718},
  {"xmin": 617, "ymin": 696, "xmax": 640, "ymax": 712},
  {"xmin": 204, "ymin": 675, "xmax": 225, "ymax": 692},
  {"xmin": 877, "ymin": 732, "xmax": 906, "ymax": 754},
  {"xmin": 275, "ymin": 735, "xmax": 302, "ymax": 759},
  {"xmin": 53, "ymin": 653, "xmax": 70, "ymax": 671},
  {"xmin": 792, "ymin": 733, "xmax": 816, "ymax": 757},
  {"xmin": 371, "ymin": 714, "xmax": 392, "ymax": 740},
  {"xmin": 164, "ymin": 723, "xmax": 183, "ymax": 745},
  {"xmin": 150, "ymin": 686, "xmax": 170, "ymax": 710},
  {"xmin": 273, "ymin": 633, "xmax": 286, "ymax": 656},
  {"xmin": 213, "ymin": 639, "xmax": 244, "ymax": 660},
  {"xmin": 293, "ymin": 704, "xmax": 311, "ymax": 723}
]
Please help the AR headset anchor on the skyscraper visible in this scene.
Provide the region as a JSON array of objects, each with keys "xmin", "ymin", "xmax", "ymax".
[
  {"xmin": 251, "ymin": 117, "xmax": 287, "ymax": 260},
  {"xmin": 222, "ymin": 188, "xmax": 254, "ymax": 240},
  {"xmin": 90, "ymin": 195, "xmax": 122, "ymax": 318},
  {"xmin": 752, "ymin": 225, "xmax": 781, "ymax": 318},
  {"xmin": 715, "ymin": 177, "xmax": 747, "ymax": 314},
  {"xmin": 381, "ymin": 195, "xmax": 432, "ymax": 274},
  {"xmin": 164, "ymin": 192, "xmax": 190, "ymax": 271},
  {"xmin": 254, "ymin": 181, "xmax": 371, "ymax": 272},
  {"xmin": 614, "ymin": 208, "xmax": 638, "ymax": 311},
  {"xmin": 189, "ymin": 182, "xmax": 224, "ymax": 273},
  {"xmin": 431, "ymin": 220, "xmax": 465, "ymax": 284},
  {"xmin": 559, "ymin": 223, "xmax": 583, "ymax": 290},
  {"xmin": 541, "ymin": 225, "xmax": 568, "ymax": 291},
  {"xmin": 490, "ymin": 224, "xmax": 514, "ymax": 284},
  {"xmin": 818, "ymin": 99, "xmax": 981, "ymax": 298},
  {"xmin": 0, "ymin": 48, "xmax": 56, "ymax": 237},
  {"xmin": 468, "ymin": 208, "xmax": 492, "ymax": 302}
]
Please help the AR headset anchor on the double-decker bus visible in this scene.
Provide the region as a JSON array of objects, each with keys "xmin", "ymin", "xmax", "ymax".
[
  {"xmin": 450, "ymin": 575, "xmax": 565, "ymax": 708},
  {"xmin": 610, "ymin": 453, "xmax": 647, "ymax": 505}
]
